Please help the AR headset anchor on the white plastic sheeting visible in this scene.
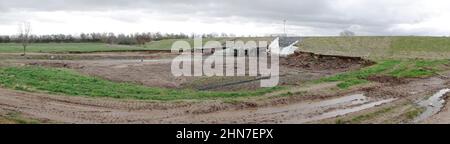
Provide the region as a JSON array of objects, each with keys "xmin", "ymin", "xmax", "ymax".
[
  {"xmin": 210, "ymin": 37, "xmax": 298, "ymax": 57},
  {"xmin": 268, "ymin": 37, "xmax": 280, "ymax": 54},
  {"xmin": 269, "ymin": 37, "xmax": 298, "ymax": 57},
  {"xmin": 279, "ymin": 46, "xmax": 298, "ymax": 57}
]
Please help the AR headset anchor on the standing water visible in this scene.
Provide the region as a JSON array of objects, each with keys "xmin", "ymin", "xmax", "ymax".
[{"xmin": 414, "ymin": 88, "xmax": 450, "ymax": 123}]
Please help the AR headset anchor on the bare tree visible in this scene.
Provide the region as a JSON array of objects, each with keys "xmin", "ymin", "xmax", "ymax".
[
  {"xmin": 340, "ymin": 30, "xmax": 355, "ymax": 37},
  {"xmin": 18, "ymin": 22, "xmax": 31, "ymax": 56}
]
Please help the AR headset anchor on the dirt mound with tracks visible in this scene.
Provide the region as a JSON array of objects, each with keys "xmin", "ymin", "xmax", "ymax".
[{"xmin": 281, "ymin": 51, "xmax": 374, "ymax": 71}]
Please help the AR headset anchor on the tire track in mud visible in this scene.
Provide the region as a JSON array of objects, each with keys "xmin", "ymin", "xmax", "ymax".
[
  {"xmin": 0, "ymin": 74, "xmax": 448, "ymax": 124},
  {"xmin": 0, "ymin": 88, "xmax": 194, "ymax": 123},
  {"xmin": 0, "ymin": 83, "xmax": 389, "ymax": 124}
]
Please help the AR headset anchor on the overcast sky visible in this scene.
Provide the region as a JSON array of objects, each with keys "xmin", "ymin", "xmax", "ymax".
[{"xmin": 1, "ymin": 0, "xmax": 450, "ymax": 36}]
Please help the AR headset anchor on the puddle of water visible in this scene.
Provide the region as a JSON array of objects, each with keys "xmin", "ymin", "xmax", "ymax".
[
  {"xmin": 278, "ymin": 93, "xmax": 396, "ymax": 123},
  {"xmin": 310, "ymin": 98, "xmax": 397, "ymax": 122},
  {"xmin": 414, "ymin": 88, "xmax": 450, "ymax": 123},
  {"xmin": 258, "ymin": 94, "xmax": 369, "ymax": 115},
  {"xmin": 206, "ymin": 93, "xmax": 397, "ymax": 124},
  {"xmin": 314, "ymin": 94, "xmax": 368, "ymax": 107}
]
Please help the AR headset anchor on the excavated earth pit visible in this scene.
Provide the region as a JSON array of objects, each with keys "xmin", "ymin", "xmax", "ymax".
[{"xmin": 22, "ymin": 51, "xmax": 375, "ymax": 91}]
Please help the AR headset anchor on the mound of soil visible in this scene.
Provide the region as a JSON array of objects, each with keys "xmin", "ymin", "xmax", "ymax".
[{"xmin": 281, "ymin": 51, "xmax": 374, "ymax": 71}]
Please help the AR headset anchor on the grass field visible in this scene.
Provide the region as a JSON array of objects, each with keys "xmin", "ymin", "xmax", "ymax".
[
  {"xmin": 0, "ymin": 43, "xmax": 149, "ymax": 53},
  {"xmin": 0, "ymin": 41, "xmax": 199, "ymax": 53},
  {"xmin": 0, "ymin": 66, "xmax": 281, "ymax": 101},
  {"xmin": 0, "ymin": 37, "xmax": 274, "ymax": 53}
]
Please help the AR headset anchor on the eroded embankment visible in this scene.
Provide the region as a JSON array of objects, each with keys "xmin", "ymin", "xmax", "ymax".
[{"xmin": 281, "ymin": 51, "xmax": 375, "ymax": 71}]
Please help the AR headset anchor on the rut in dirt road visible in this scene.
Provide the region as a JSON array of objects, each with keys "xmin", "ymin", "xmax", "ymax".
[
  {"xmin": 0, "ymin": 86, "xmax": 394, "ymax": 124},
  {"xmin": 0, "ymin": 88, "xmax": 195, "ymax": 124}
]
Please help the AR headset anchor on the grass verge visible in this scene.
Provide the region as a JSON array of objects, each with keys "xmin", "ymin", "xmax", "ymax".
[
  {"xmin": 334, "ymin": 103, "xmax": 425, "ymax": 124},
  {"xmin": 317, "ymin": 59, "xmax": 450, "ymax": 89},
  {"xmin": 0, "ymin": 112, "xmax": 40, "ymax": 124}
]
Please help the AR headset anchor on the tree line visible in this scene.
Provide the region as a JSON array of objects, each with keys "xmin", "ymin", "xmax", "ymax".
[{"xmin": 0, "ymin": 32, "xmax": 237, "ymax": 45}]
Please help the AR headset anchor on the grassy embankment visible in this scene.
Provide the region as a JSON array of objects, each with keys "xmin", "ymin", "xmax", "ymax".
[
  {"xmin": 0, "ymin": 66, "xmax": 281, "ymax": 101},
  {"xmin": 300, "ymin": 36, "xmax": 450, "ymax": 89},
  {"xmin": 300, "ymin": 36, "xmax": 450, "ymax": 59}
]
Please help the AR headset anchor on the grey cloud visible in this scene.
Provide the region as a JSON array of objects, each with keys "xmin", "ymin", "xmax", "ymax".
[{"xmin": 0, "ymin": 0, "xmax": 443, "ymax": 35}]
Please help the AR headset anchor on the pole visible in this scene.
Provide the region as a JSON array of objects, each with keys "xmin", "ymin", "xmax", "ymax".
[{"xmin": 283, "ymin": 19, "xmax": 286, "ymax": 36}]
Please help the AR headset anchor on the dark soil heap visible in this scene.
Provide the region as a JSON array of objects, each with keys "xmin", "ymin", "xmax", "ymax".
[{"xmin": 281, "ymin": 51, "xmax": 375, "ymax": 71}]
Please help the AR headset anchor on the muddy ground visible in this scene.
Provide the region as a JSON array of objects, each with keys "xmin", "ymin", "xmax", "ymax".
[
  {"xmin": 0, "ymin": 74, "xmax": 448, "ymax": 124},
  {"xmin": 20, "ymin": 51, "xmax": 372, "ymax": 91},
  {"xmin": 0, "ymin": 51, "xmax": 449, "ymax": 124}
]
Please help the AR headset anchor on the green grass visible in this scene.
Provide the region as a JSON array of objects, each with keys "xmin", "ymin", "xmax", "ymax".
[
  {"xmin": 404, "ymin": 106, "xmax": 425, "ymax": 120},
  {"xmin": 337, "ymin": 79, "xmax": 369, "ymax": 89},
  {"xmin": 0, "ymin": 66, "xmax": 281, "ymax": 101},
  {"xmin": 333, "ymin": 103, "xmax": 425, "ymax": 124},
  {"xmin": 0, "ymin": 112, "xmax": 40, "ymax": 124},
  {"xmin": 392, "ymin": 36, "xmax": 450, "ymax": 52},
  {"xmin": 335, "ymin": 106, "xmax": 395, "ymax": 124},
  {"xmin": 317, "ymin": 60, "xmax": 400, "ymax": 88},
  {"xmin": 318, "ymin": 59, "xmax": 450, "ymax": 89},
  {"xmin": 388, "ymin": 60, "xmax": 448, "ymax": 78}
]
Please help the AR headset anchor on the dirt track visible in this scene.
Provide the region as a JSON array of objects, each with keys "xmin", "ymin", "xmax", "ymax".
[
  {"xmin": 0, "ymin": 85, "xmax": 375, "ymax": 124},
  {"xmin": 0, "ymin": 74, "xmax": 448, "ymax": 124}
]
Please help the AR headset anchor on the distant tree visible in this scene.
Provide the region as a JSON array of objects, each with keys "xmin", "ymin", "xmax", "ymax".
[
  {"xmin": 106, "ymin": 33, "xmax": 117, "ymax": 45},
  {"xmin": 90, "ymin": 33, "xmax": 102, "ymax": 42},
  {"xmin": 340, "ymin": 30, "xmax": 355, "ymax": 37},
  {"xmin": 18, "ymin": 22, "xmax": 31, "ymax": 56},
  {"xmin": 0, "ymin": 36, "xmax": 11, "ymax": 43},
  {"xmin": 135, "ymin": 33, "xmax": 147, "ymax": 46},
  {"xmin": 65, "ymin": 34, "xmax": 74, "ymax": 43},
  {"xmin": 100, "ymin": 33, "xmax": 108, "ymax": 43},
  {"xmin": 220, "ymin": 33, "xmax": 228, "ymax": 37},
  {"xmin": 154, "ymin": 32, "xmax": 163, "ymax": 41},
  {"xmin": 80, "ymin": 33, "xmax": 88, "ymax": 42},
  {"xmin": 1, "ymin": 32, "xmax": 234, "ymax": 44}
]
